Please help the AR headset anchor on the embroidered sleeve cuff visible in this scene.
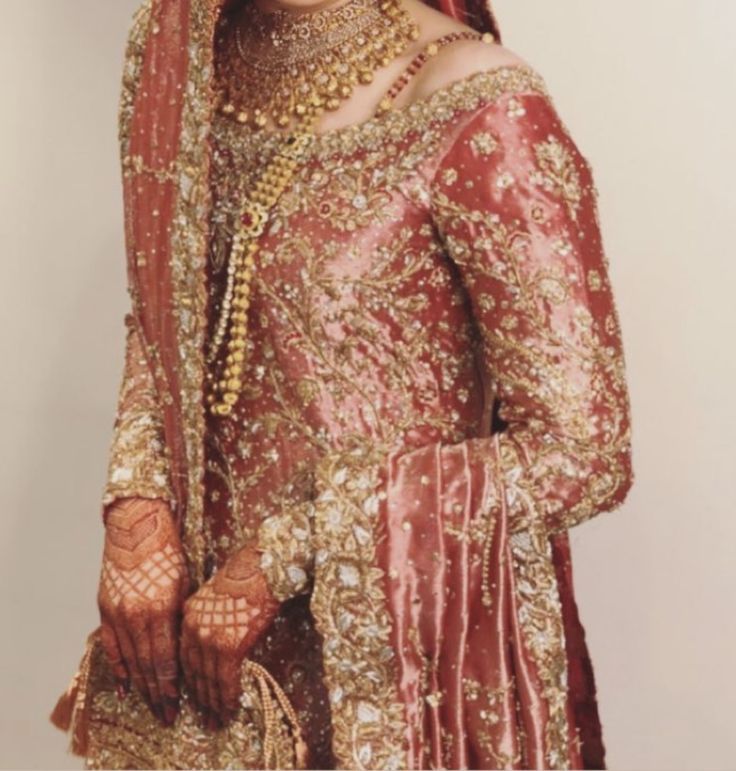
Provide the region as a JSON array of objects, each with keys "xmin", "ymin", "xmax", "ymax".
[{"xmin": 255, "ymin": 498, "xmax": 316, "ymax": 602}]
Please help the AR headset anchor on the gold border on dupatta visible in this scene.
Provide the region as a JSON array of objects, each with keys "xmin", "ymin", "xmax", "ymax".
[
  {"xmin": 487, "ymin": 435, "xmax": 573, "ymax": 768},
  {"xmin": 167, "ymin": 0, "xmax": 220, "ymax": 585},
  {"xmin": 310, "ymin": 447, "xmax": 410, "ymax": 770}
]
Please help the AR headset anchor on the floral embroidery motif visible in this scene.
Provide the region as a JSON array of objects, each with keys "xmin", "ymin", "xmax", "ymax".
[
  {"xmin": 532, "ymin": 134, "xmax": 583, "ymax": 220},
  {"xmin": 470, "ymin": 130, "xmax": 498, "ymax": 157},
  {"xmin": 257, "ymin": 498, "xmax": 316, "ymax": 601},
  {"xmin": 309, "ymin": 449, "xmax": 408, "ymax": 770}
]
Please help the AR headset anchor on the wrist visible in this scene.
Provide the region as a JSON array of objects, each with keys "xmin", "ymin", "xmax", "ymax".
[
  {"xmin": 103, "ymin": 497, "xmax": 171, "ymax": 526},
  {"xmin": 103, "ymin": 498, "xmax": 179, "ymax": 558}
]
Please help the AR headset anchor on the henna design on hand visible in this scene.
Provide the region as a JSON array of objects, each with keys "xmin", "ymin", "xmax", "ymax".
[
  {"xmin": 180, "ymin": 545, "xmax": 281, "ymax": 727},
  {"xmin": 97, "ymin": 497, "xmax": 190, "ymax": 727}
]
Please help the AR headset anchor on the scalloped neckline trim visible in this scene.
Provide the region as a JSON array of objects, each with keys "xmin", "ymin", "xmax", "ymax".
[{"xmin": 213, "ymin": 64, "xmax": 548, "ymax": 157}]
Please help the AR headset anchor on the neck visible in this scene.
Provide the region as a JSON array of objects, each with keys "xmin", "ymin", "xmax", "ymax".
[{"xmin": 217, "ymin": 0, "xmax": 419, "ymax": 132}]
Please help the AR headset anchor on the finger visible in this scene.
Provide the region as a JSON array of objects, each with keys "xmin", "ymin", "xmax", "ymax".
[
  {"xmin": 202, "ymin": 645, "xmax": 223, "ymax": 728},
  {"xmin": 100, "ymin": 620, "xmax": 129, "ymax": 691},
  {"xmin": 129, "ymin": 611, "xmax": 164, "ymax": 721},
  {"xmin": 150, "ymin": 614, "xmax": 179, "ymax": 700},
  {"xmin": 180, "ymin": 622, "xmax": 200, "ymax": 708},
  {"xmin": 217, "ymin": 653, "xmax": 242, "ymax": 723},
  {"xmin": 150, "ymin": 616, "xmax": 180, "ymax": 725},
  {"xmin": 114, "ymin": 617, "xmax": 151, "ymax": 707},
  {"xmin": 187, "ymin": 637, "xmax": 211, "ymax": 716}
]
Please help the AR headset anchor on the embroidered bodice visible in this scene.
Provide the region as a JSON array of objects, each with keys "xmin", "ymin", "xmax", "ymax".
[{"xmin": 200, "ymin": 64, "xmax": 630, "ymax": 564}]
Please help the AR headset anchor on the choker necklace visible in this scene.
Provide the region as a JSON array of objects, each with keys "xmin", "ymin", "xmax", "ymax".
[{"xmin": 214, "ymin": 0, "xmax": 420, "ymax": 131}]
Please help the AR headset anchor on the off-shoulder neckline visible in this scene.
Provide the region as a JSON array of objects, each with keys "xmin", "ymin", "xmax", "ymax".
[{"xmin": 214, "ymin": 64, "xmax": 549, "ymax": 155}]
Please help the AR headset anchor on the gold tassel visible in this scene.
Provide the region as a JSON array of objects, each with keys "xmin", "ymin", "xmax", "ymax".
[
  {"xmin": 51, "ymin": 627, "xmax": 308, "ymax": 769},
  {"xmin": 49, "ymin": 627, "xmax": 101, "ymax": 757},
  {"xmin": 242, "ymin": 659, "xmax": 310, "ymax": 769}
]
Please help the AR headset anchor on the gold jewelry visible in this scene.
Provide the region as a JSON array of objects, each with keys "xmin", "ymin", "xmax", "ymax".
[
  {"xmin": 215, "ymin": 0, "xmax": 420, "ymax": 132},
  {"xmin": 206, "ymin": 118, "xmax": 318, "ymax": 416},
  {"xmin": 207, "ymin": 0, "xmax": 421, "ymax": 417}
]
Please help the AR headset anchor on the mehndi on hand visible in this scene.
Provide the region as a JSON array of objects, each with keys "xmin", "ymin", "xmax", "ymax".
[
  {"xmin": 97, "ymin": 497, "xmax": 190, "ymax": 726},
  {"xmin": 180, "ymin": 544, "xmax": 281, "ymax": 728}
]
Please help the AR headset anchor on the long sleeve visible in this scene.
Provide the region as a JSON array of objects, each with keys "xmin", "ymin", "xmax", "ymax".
[
  {"xmin": 100, "ymin": 311, "xmax": 174, "ymax": 516},
  {"xmin": 98, "ymin": 2, "xmax": 175, "ymax": 517},
  {"xmin": 424, "ymin": 86, "xmax": 633, "ymax": 537}
]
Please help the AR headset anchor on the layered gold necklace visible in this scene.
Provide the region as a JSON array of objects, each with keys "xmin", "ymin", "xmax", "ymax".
[
  {"xmin": 206, "ymin": 0, "xmax": 420, "ymax": 417},
  {"xmin": 215, "ymin": 0, "xmax": 420, "ymax": 131}
]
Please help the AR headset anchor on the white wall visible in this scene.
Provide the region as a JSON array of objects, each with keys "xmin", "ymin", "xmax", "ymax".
[
  {"xmin": 493, "ymin": 2, "xmax": 736, "ymax": 769},
  {"xmin": 1, "ymin": 1, "xmax": 734, "ymax": 768}
]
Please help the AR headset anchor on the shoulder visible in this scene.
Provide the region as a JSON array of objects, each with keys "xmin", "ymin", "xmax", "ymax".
[
  {"xmin": 412, "ymin": 40, "xmax": 532, "ymax": 102},
  {"xmin": 408, "ymin": 36, "xmax": 556, "ymax": 146},
  {"xmin": 400, "ymin": 0, "xmax": 535, "ymax": 102},
  {"xmin": 396, "ymin": 8, "xmax": 563, "ymax": 143}
]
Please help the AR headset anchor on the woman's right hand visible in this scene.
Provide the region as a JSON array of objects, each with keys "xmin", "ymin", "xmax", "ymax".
[{"xmin": 97, "ymin": 497, "xmax": 190, "ymax": 726}]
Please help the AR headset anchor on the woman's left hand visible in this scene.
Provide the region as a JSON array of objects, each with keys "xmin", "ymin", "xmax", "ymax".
[{"xmin": 180, "ymin": 545, "xmax": 281, "ymax": 728}]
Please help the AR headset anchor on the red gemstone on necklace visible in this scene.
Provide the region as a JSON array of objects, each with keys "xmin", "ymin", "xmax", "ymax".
[{"xmin": 241, "ymin": 212, "xmax": 254, "ymax": 227}]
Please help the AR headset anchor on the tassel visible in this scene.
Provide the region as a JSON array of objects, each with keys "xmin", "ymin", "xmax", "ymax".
[
  {"xmin": 242, "ymin": 659, "xmax": 310, "ymax": 770},
  {"xmin": 49, "ymin": 627, "xmax": 101, "ymax": 757},
  {"xmin": 51, "ymin": 627, "xmax": 308, "ymax": 768}
]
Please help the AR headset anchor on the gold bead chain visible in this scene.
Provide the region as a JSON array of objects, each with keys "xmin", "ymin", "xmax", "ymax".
[
  {"xmin": 206, "ymin": 112, "xmax": 319, "ymax": 417},
  {"xmin": 242, "ymin": 659, "xmax": 310, "ymax": 769}
]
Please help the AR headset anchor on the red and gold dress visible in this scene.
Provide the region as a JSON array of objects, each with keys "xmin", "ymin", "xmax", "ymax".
[{"xmin": 51, "ymin": 1, "xmax": 633, "ymax": 769}]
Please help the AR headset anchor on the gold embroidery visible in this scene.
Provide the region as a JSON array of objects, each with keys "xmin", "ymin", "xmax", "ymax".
[
  {"xmin": 100, "ymin": 0, "xmax": 175, "ymax": 514},
  {"xmin": 509, "ymin": 525, "xmax": 570, "ymax": 769},
  {"xmin": 168, "ymin": 0, "xmax": 221, "ymax": 584},
  {"xmin": 101, "ymin": 314, "xmax": 174, "ymax": 510},
  {"xmin": 117, "ymin": 0, "xmax": 152, "ymax": 163},
  {"xmin": 462, "ymin": 676, "xmax": 521, "ymax": 767},
  {"xmin": 74, "ymin": 634, "xmax": 302, "ymax": 770},
  {"xmin": 212, "ymin": 65, "xmax": 547, "ymax": 163},
  {"xmin": 470, "ymin": 130, "xmax": 499, "ymax": 156},
  {"xmin": 77, "ymin": 16, "xmax": 633, "ymax": 764},
  {"xmin": 533, "ymin": 135, "xmax": 583, "ymax": 220},
  {"xmin": 309, "ymin": 448, "xmax": 408, "ymax": 770},
  {"xmin": 256, "ymin": 498, "xmax": 316, "ymax": 602}
]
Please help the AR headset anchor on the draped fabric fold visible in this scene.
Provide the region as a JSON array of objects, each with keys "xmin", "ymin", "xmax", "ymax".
[
  {"xmin": 301, "ymin": 426, "xmax": 612, "ymax": 768},
  {"xmin": 379, "ymin": 438, "xmax": 581, "ymax": 768}
]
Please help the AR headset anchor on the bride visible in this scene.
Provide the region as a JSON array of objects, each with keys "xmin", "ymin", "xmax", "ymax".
[{"xmin": 50, "ymin": 0, "xmax": 633, "ymax": 768}]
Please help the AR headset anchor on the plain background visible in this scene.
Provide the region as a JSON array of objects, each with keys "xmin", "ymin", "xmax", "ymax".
[{"xmin": 1, "ymin": 1, "xmax": 735, "ymax": 769}]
